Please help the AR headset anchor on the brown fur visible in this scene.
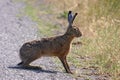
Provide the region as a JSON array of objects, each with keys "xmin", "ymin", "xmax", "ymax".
[{"xmin": 18, "ymin": 11, "xmax": 82, "ymax": 73}]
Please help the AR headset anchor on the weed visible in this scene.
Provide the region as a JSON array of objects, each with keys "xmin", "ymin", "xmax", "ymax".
[{"xmin": 59, "ymin": 11, "xmax": 68, "ymax": 19}]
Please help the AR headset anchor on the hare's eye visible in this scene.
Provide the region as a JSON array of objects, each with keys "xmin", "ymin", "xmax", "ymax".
[{"xmin": 74, "ymin": 28, "xmax": 77, "ymax": 30}]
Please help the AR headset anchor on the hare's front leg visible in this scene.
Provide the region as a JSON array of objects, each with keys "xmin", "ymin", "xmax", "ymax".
[{"xmin": 59, "ymin": 56, "xmax": 72, "ymax": 74}]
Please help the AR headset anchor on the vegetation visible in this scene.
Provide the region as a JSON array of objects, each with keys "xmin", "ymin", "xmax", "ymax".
[
  {"xmin": 18, "ymin": 0, "xmax": 120, "ymax": 79},
  {"xmin": 80, "ymin": 1, "xmax": 120, "ymax": 80}
]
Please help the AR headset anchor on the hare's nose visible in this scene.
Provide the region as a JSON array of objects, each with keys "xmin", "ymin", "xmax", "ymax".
[{"xmin": 79, "ymin": 31, "xmax": 82, "ymax": 36}]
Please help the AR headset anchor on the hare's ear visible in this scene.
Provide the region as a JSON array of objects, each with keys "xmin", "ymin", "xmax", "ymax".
[
  {"xmin": 71, "ymin": 13, "xmax": 78, "ymax": 24},
  {"xmin": 68, "ymin": 11, "xmax": 73, "ymax": 25},
  {"xmin": 68, "ymin": 11, "xmax": 78, "ymax": 27}
]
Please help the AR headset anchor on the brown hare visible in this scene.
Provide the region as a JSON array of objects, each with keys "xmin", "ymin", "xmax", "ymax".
[{"xmin": 18, "ymin": 11, "xmax": 82, "ymax": 73}]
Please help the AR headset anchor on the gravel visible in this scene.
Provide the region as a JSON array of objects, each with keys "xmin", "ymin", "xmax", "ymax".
[{"xmin": 0, "ymin": 0, "xmax": 76, "ymax": 80}]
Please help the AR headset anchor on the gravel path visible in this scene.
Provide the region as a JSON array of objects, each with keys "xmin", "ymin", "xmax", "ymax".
[{"xmin": 0, "ymin": 0, "xmax": 76, "ymax": 80}]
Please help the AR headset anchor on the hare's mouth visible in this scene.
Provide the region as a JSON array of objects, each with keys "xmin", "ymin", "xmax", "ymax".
[{"xmin": 76, "ymin": 33, "xmax": 82, "ymax": 37}]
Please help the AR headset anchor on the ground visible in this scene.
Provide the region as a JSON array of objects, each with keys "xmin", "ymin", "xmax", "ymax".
[{"xmin": 0, "ymin": 0, "xmax": 111, "ymax": 80}]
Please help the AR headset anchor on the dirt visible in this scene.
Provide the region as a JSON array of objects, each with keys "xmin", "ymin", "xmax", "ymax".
[{"xmin": 0, "ymin": 0, "xmax": 111, "ymax": 80}]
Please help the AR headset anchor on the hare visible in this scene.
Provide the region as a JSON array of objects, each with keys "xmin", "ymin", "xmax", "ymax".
[{"xmin": 18, "ymin": 11, "xmax": 82, "ymax": 73}]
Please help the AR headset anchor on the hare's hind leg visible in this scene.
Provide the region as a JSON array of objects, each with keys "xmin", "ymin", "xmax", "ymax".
[{"xmin": 20, "ymin": 57, "xmax": 42, "ymax": 69}]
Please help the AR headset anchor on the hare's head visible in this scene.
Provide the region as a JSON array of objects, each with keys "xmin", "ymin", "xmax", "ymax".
[{"xmin": 66, "ymin": 11, "xmax": 82, "ymax": 37}]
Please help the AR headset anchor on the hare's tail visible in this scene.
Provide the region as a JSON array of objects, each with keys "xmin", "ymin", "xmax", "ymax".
[{"xmin": 17, "ymin": 61, "xmax": 23, "ymax": 65}]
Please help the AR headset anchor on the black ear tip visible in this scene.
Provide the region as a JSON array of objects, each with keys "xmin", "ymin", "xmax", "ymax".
[
  {"xmin": 75, "ymin": 13, "xmax": 78, "ymax": 15},
  {"xmin": 69, "ymin": 11, "xmax": 72, "ymax": 13}
]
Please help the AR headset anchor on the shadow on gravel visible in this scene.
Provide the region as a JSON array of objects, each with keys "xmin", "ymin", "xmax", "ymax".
[{"xmin": 8, "ymin": 66, "xmax": 57, "ymax": 74}]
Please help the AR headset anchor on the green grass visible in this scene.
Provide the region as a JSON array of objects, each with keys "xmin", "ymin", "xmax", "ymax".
[
  {"xmin": 25, "ymin": 4, "xmax": 58, "ymax": 36},
  {"xmin": 94, "ymin": 25, "xmax": 120, "ymax": 79},
  {"xmin": 73, "ymin": 0, "xmax": 120, "ymax": 79},
  {"xmin": 89, "ymin": 0, "xmax": 120, "ymax": 19},
  {"xmin": 17, "ymin": 0, "xmax": 59, "ymax": 36},
  {"xmin": 59, "ymin": 11, "xmax": 68, "ymax": 19}
]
